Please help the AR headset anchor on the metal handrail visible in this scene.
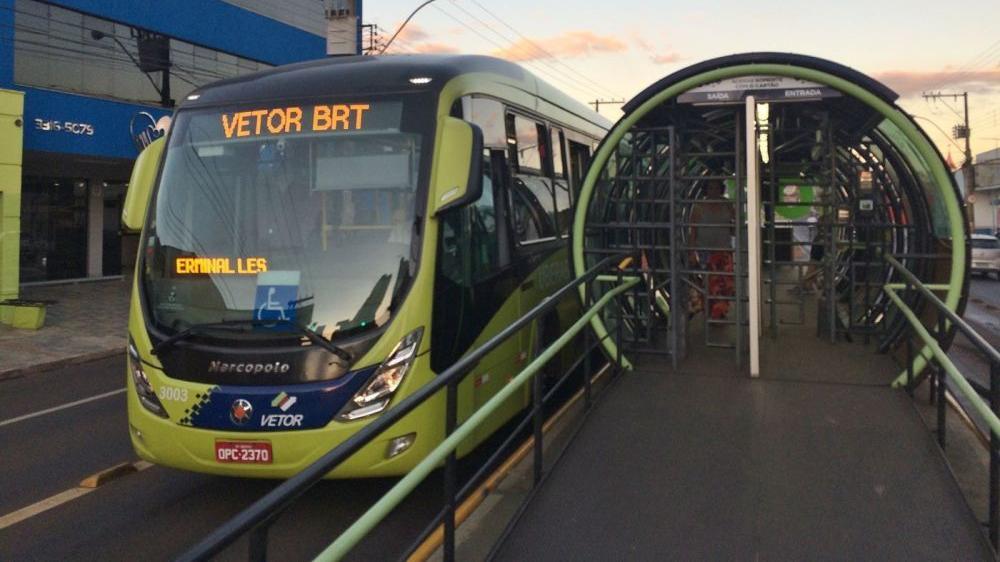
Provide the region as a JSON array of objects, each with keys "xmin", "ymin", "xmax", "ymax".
[
  {"xmin": 883, "ymin": 252, "xmax": 1000, "ymax": 550},
  {"xmin": 883, "ymin": 253, "xmax": 1000, "ymax": 366},
  {"xmin": 178, "ymin": 253, "xmax": 630, "ymax": 561},
  {"xmin": 883, "ymin": 287, "xmax": 1000, "ymax": 437},
  {"xmin": 316, "ymin": 276, "xmax": 640, "ymax": 560}
]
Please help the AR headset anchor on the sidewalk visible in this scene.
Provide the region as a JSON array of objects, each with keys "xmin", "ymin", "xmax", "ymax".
[{"xmin": 0, "ymin": 278, "xmax": 130, "ymax": 379}]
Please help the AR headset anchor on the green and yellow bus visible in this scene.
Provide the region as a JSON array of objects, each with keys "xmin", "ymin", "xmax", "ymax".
[{"xmin": 122, "ymin": 55, "xmax": 610, "ymax": 478}]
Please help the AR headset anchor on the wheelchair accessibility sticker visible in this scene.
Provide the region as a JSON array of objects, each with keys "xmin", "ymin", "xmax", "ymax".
[{"xmin": 254, "ymin": 271, "xmax": 301, "ymax": 325}]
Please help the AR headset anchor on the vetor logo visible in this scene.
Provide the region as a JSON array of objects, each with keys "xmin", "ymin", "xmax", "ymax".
[
  {"xmin": 130, "ymin": 111, "xmax": 171, "ymax": 151},
  {"xmin": 271, "ymin": 391, "xmax": 297, "ymax": 412},
  {"xmin": 230, "ymin": 399, "xmax": 254, "ymax": 425}
]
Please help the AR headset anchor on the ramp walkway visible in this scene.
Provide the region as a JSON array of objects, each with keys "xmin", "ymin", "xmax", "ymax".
[{"xmin": 494, "ymin": 354, "xmax": 993, "ymax": 560}]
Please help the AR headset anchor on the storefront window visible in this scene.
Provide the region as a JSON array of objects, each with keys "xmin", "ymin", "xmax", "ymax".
[{"xmin": 19, "ymin": 177, "xmax": 89, "ymax": 282}]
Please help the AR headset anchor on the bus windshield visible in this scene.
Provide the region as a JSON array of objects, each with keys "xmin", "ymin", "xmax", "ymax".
[{"xmin": 141, "ymin": 94, "xmax": 432, "ymax": 341}]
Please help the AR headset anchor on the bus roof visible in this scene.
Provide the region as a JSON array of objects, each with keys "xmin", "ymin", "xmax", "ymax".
[{"xmin": 180, "ymin": 54, "xmax": 612, "ymax": 133}]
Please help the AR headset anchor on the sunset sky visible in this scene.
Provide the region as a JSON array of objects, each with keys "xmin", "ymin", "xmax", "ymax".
[{"xmin": 366, "ymin": 0, "xmax": 1000, "ymax": 163}]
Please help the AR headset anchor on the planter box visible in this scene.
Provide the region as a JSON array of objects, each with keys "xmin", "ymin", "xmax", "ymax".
[{"xmin": 0, "ymin": 300, "xmax": 47, "ymax": 330}]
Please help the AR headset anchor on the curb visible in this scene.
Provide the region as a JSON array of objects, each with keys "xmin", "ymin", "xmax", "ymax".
[{"xmin": 0, "ymin": 348, "xmax": 124, "ymax": 381}]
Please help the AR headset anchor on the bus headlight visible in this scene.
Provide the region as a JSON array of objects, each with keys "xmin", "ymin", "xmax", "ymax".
[
  {"xmin": 128, "ymin": 338, "xmax": 168, "ymax": 418},
  {"xmin": 337, "ymin": 327, "xmax": 423, "ymax": 421}
]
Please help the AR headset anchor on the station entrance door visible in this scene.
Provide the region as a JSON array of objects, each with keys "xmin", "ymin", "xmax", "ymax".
[{"xmin": 588, "ymin": 78, "xmax": 915, "ymax": 380}]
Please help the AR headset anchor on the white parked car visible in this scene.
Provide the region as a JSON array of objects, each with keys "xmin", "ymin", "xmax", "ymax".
[{"xmin": 971, "ymin": 233, "xmax": 1000, "ymax": 280}]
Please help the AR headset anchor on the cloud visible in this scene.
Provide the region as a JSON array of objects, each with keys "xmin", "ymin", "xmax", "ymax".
[
  {"xmin": 651, "ymin": 52, "xmax": 681, "ymax": 64},
  {"xmin": 632, "ymin": 35, "xmax": 655, "ymax": 53},
  {"xmin": 384, "ymin": 22, "xmax": 458, "ymax": 54},
  {"xmin": 409, "ymin": 42, "xmax": 459, "ymax": 54},
  {"xmin": 626, "ymin": 30, "xmax": 681, "ymax": 65},
  {"xmin": 492, "ymin": 31, "xmax": 626, "ymax": 62},
  {"xmin": 873, "ymin": 69, "xmax": 1000, "ymax": 97},
  {"xmin": 395, "ymin": 22, "xmax": 429, "ymax": 43}
]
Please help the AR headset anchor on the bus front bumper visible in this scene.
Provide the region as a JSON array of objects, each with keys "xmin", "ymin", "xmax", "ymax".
[{"xmin": 126, "ymin": 375, "xmax": 441, "ymax": 479}]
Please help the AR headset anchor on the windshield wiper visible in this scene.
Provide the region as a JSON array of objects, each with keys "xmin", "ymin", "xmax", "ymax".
[{"xmin": 151, "ymin": 318, "xmax": 352, "ymax": 363}]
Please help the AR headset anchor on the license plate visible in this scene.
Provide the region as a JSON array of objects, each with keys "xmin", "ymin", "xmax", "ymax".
[{"xmin": 215, "ymin": 440, "xmax": 273, "ymax": 464}]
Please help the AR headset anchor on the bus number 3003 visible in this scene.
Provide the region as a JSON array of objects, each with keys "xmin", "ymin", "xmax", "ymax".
[{"xmin": 215, "ymin": 441, "xmax": 273, "ymax": 464}]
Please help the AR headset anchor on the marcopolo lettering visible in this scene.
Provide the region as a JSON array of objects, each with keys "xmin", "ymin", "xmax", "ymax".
[{"xmin": 208, "ymin": 361, "xmax": 291, "ymax": 374}]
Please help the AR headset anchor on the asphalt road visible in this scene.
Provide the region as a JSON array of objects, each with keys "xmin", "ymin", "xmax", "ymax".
[
  {"xmin": 951, "ymin": 277, "xmax": 1000, "ymax": 385},
  {"xmin": 964, "ymin": 276, "xmax": 999, "ymax": 344},
  {"xmin": 0, "ymin": 355, "xmax": 492, "ymax": 561}
]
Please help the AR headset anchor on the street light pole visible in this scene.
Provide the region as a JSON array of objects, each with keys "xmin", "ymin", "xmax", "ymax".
[{"xmin": 379, "ymin": 0, "xmax": 438, "ymax": 55}]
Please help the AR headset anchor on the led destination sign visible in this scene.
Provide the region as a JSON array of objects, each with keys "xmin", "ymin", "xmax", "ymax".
[
  {"xmin": 176, "ymin": 257, "xmax": 268, "ymax": 275},
  {"xmin": 220, "ymin": 104, "xmax": 372, "ymax": 139}
]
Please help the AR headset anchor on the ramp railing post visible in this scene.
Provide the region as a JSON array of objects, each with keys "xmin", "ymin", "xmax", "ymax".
[
  {"xmin": 990, "ymin": 360, "xmax": 999, "ymax": 550},
  {"xmin": 936, "ymin": 314, "xmax": 947, "ymax": 448},
  {"xmin": 583, "ymin": 279, "xmax": 592, "ymax": 409},
  {"xmin": 905, "ymin": 333, "xmax": 914, "ymax": 397},
  {"xmin": 905, "ymin": 279, "xmax": 914, "ymax": 396},
  {"xmin": 443, "ymin": 380, "xmax": 458, "ymax": 562},
  {"xmin": 617, "ymin": 267, "xmax": 624, "ymax": 372},
  {"xmin": 532, "ymin": 355, "xmax": 544, "ymax": 485}
]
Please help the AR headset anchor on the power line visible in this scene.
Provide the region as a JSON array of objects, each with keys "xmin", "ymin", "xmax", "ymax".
[
  {"xmin": 0, "ymin": 4, "xmax": 271, "ymax": 74},
  {"xmin": 911, "ymin": 114, "xmax": 966, "ymax": 153},
  {"xmin": 373, "ymin": 25, "xmax": 418, "ymax": 54},
  {"xmin": 427, "ymin": 3, "xmax": 612, "ymax": 100},
  {"xmin": 2, "ymin": 24, "xmax": 248, "ymax": 83},
  {"xmin": 591, "ymin": 98, "xmax": 625, "ymax": 113},
  {"xmin": 2, "ymin": 16, "xmax": 260, "ymax": 92},
  {"xmin": 925, "ymin": 38, "xmax": 1000, "ymax": 92},
  {"xmin": 466, "ymin": 0, "xmax": 620, "ymax": 98},
  {"xmin": 446, "ymin": 0, "xmax": 620, "ymax": 99}
]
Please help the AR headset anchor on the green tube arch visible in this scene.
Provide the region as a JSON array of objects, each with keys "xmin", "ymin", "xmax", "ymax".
[{"xmin": 572, "ymin": 61, "xmax": 966, "ymax": 376}]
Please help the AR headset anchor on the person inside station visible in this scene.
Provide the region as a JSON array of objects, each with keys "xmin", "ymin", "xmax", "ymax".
[
  {"xmin": 688, "ymin": 179, "xmax": 736, "ymax": 319},
  {"xmin": 786, "ymin": 185, "xmax": 819, "ymax": 294}
]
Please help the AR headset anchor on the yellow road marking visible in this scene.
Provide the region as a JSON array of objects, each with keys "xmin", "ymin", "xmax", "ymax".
[
  {"xmin": 0, "ymin": 488, "xmax": 94, "ymax": 531},
  {"xmin": 0, "ymin": 460, "xmax": 154, "ymax": 531}
]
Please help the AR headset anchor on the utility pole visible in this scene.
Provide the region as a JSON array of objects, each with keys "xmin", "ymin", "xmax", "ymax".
[
  {"xmin": 923, "ymin": 91, "xmax": 975, "ymax": 225},
  {"xmin": 360, "ymin": 24, "xmax": 379, "ymax": 55},
  {"xmin": 591, "ymin": 98, "xmax": 625, "ymax": 114}
]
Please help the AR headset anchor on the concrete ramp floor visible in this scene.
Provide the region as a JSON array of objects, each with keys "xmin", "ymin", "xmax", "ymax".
[{"xmin": 494, "ymin": 365, "xmax": 992, "ymax": 560}]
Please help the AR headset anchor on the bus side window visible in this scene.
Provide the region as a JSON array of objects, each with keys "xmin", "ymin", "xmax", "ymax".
[
  {"xmin": 567, "ymin": 140, "xmax": 592, "ymax": 200},
  {"xmin": 436, "ymin": 150, "xmax": 504, "ymax": 287},
  {"xmin": 510, "ymin": 175, "xmax": 556, "ymax": 243},
  {"xmin": 469, "ymin": 154, "xmax": 500, "ymax": 282},
  {"xmin": 550, "ymin": 127, "xmax": 571, "ymax": 236},
  {"xmin": 508, "ymin": 114, "xmax": 545, "ymax": 174}
]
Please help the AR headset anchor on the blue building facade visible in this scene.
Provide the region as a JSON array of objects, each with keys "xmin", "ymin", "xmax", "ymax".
[{"xmin": 0, "ymin": 0, "xmax": 358, "ymax": 282}]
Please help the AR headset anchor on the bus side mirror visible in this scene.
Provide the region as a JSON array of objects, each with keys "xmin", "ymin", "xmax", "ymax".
[
  {"xmin": 432, "ymin": 117, "xmax": 484, "ymax": 216},
  {"xmin": 122, "ymin": 137, "xmax": 166, "ymax": 232}
]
